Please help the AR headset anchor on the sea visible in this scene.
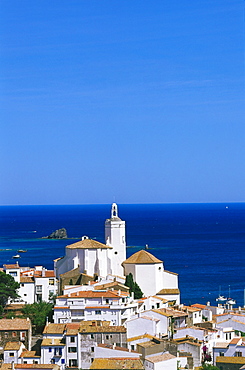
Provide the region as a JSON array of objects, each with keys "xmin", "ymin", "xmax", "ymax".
[{"xmin": 0, "ymin": 203, "xmax": 245, "ymax": 307}]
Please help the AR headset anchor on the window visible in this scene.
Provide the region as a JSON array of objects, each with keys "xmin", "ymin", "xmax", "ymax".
[
  {"xmin": 106, "ymin": 299, "xmax": 109, "ymax": 304},
  {"xmin": 219, "ymin": 352, "xmax": 224, "ymax": 356},
  {"xmin": 12, "ymin": 332, "xmax": 17, "ymax": 337},
  {"xmin": 24, "ymin": 294, "xmax": 27, "ymax": 296},
  {"xmin": 91, "ymin": 347, "xmax": 94, "ymax": 352},
  {"xmin": 21, "ymin": 284, "xmax": 24, "ymax": 287},
  {"xmin": 9, "ymin": 353, "xmax": 14, "ymax": 357},
  {"xmin": 70, "ymin": 336, "xmax": 75, "ymax": 343},
  {"xmin": 114, "ymin": 251, "xmax": 118, "ymax": 254},
  {"xmin": 106, "ymin": 335, "xmax": 109, "ymax": 340},
  {"xmin": 91, "ymin": 334, "xmax": 94, "ymax": 339},
  {"xmin": 95, "ymin": 310, "xmax": 101, "ymax": 315},
  {"xmin": 51, "ymin": 359, "xmax": 55, "ymax": 364},
  {"xmin": 49, "ymin": 348, "xmax": 52, "ymax": 353},
  {"xmin": 131, "ymin": 345, "xmax": 135, "ymax": 351},
  {"xmin": 9, "ymin": 271, "xmax": 17, "ymax": 277},
  {"xmin": 4, "ymin": 332, "xmax": 8, "ymax": 338},
  {"xmin": 24, "ymin": 362, "xmax": 27, "ymax": 364},
  {"xmin": 33, "ymin": 361, "xmax": 38, "ymax": 364},
  {"xmin": 68, "ymin": 347, "xmax": 77, "ymax": 353},
  {"xmin": 235, "ymin": 352, "xmax": 242, "ymax": 357},
  {"xmin": 49, "ymin": 279, "xmax": 54, "ymax": 285},
  {"xmin": 61, "ymin": 359, "xmax": 65, "ymax": 364},
  {"xmin": 69, "ymin": 359, "xmax": 78, "ymax": 367},
  {"xmin": 36, "ymin": 285, "xmax": 42, "ymax": 293},
  {"xmin": 20, "ymin": 332, "xmax": 26, "ymax": 340},
  {"xmin": 156, "ymin": 303, "xmax": 160, "ymax": 308}
]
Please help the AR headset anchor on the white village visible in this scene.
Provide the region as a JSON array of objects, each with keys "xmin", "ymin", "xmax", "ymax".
[{"xmin": 1, "ymin": 204, "xmax": 245, "ymax": 370}]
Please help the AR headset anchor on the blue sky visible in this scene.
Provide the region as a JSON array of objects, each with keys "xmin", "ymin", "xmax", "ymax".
[{"xmin": 0, "ymin": 0, "xmax": 244, "ymax": 205}]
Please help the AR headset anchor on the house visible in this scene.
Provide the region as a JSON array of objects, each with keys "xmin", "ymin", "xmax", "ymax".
[
  {"xmin": 0, "ymin": 319, "xmax": 32, "ymax": 352},
  {"xmin": 213, "ymin": 337, "xmax": 245, "ymax": 365},
  {"xmin": 53, "ymin": 289, "xmax": 138, "ymax": 325},
  {"xmin": 3, "ymin": 264, "xmax": 58, "ymax": 304},
  {"xmin": 41, "ymin": 321, "xmax": 127, "ymax": 369},
  {"xmin": 144, "ymin": 352, "xmax": 177, "ymax": 370},
  {"xmin": 3, "ymin": 342, "xmax": 25, "ymax": 364}
]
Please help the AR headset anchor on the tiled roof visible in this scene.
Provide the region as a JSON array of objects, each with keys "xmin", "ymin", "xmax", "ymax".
[
  {"xmin": 3, "ymin": 264, "xmax": 19, "ymax": 269},
  {"xmin": 0, "ymin": 319, "xmax": 31, "ymax": 330},
  {"xmin": 20, "ymin": 277, "xmax": 34, "ymax": 283},
  {"xmin": 43, "ymin": 324, "xmax": 66, "ymax": 334},
  {"xmin": 191, "ymin": 304, "xmax": 206, "ymax": 309},
  {"xmin": 216, "ymin": 356, "xmax": 245, "ymax": 364},
  {"xmin": 122, "ymin": 250, "xmax": 162, "ymax": 265},
  {"xmin": 152, "ymin": 308, "xmax": 187, "ymax": 318},
  {"xmin": 94, "ymin": 282, "xmax": 129, "ymax": 291},
  {"xmin": 20, "ymin": 351, "xmax": 40, "ymax": 358},
  {"xmin": 34, "ymin": 270, "xmax": 55, "ymax": 278},
  {"xmin": 4, "ymin": 341, "xmax": 22, "ymax": 350},
  {"xmin": 213, "ymin": 342, "xmax": 229, "ymax": 348},
  {"xmin": 156, "ymin": 288, "xmax": 180, "ymax": 295},
  {"xmin": 58, "ymin": 290, "xmax": 128, "ymax": 299},
  {"xmin": 230, "ymin": 337, "xmax": 242, "ymax": 344},
  {"xmin": 145, "ymin": 353, "xmax": 176, "ymax": 363},
  {"xmin": 66, "ymin": 238, "xmax": 112, "ymax": 249},
  {"xmin": 41, "ymin": 338, "xmax": 65, "ymax": 347},
  {"xmin": 127, "ymin": 334, "xmax": 154, "ymax": 342},
  {"xmin": 90, "ymin": 358, "xmax": 144, "ymax": 369}
]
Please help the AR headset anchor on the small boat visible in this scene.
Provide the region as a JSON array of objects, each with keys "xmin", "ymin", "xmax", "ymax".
[
  {"xmin": 18, "ymin": 250, "xmax": 27, "ymax": 253},
  {"xmin": 12, "ymin": 254, "xmax": 20, "ymax": 259},
  {"xmin": 216, "ymin": 286, "xmax": 227, "ymax": 302},
  {"xmin": 216, "ymin": 295, "xmax": 227, "ymax": 302},
  {"xmin": 226, "ymin": 298, "xmax": 236, "ymax": 305}
]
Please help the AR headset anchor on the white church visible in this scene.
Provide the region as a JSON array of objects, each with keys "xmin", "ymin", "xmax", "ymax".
[{"xmin": 54, "ymin": 203, "xmax": 180, "ymax": 303}]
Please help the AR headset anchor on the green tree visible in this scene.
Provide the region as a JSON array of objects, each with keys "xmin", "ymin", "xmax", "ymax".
[
  {"xmin": 22, "ymin": 301, "xmax": 53, "ymax": 334},
  {"xmin": 202, "ymin": 365, "xmax": 219, "ymax": 370},
  {"xmin": 125, "ymin": 273, "xmax": 143, "ymax": 299},
  {"xmin": 0, "ymin": 271, "xmax": 20, "ymax": 308}
]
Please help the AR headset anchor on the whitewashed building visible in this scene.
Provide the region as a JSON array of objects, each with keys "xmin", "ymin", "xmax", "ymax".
[
  {"xmin": 3, "ymin": 264, "xmax": 58, "ymax": 304},
  {"xmin": 54, "ymin": 203, "xmax": 126, "ymax": 280},
  {"xmin": 53, "ymin": 289, "xmax": 138, "ymax": 325},
  {"xmin": 122, "ymin": 249, "xmax": 180, "ymax": 302},
  {"xmin": 145, "ymin": 352, "xmax": 177, "ymax": 370}
]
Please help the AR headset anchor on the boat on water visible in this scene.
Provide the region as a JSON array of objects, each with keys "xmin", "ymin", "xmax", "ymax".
[
  {"xmin": 12, "ymin": 254, "xmax": 20, "ymax": 259},
  {"xmin": 226, "ymin": 298, "xmax": 236, "ymax": 305},
  {"xmin": 18, "ymin": 250, "xmax": 27, "ymax": 253},
  {"xmin": 216, "ymin": 286, "xmax": 227, "ymax": 302}
]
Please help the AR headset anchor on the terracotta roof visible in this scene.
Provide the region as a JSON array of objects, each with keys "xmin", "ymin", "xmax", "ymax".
[
  {"xmin": 34, "ymin": 270, "xmax": 55, "ymax": 278},
  {"xmin": 156, "ymin": 289, "xmax": 180, "ymax": 295},
  {"xmin": 3, "ymin": 264, "xmax": 19, "ymax": 269},
  {"xmin": 20, "ymin": 351, "xmax": 40, "ymax": 358},
  {"xmin": 191, "ymin": 304, "xmax": 206, "ymax": 309},
  {"xmin": 4, "ymin": 341, "xmax": 23, "ymax": 350},
  {"xmin": 122, "ymin": 250, "xmax": 162, "ymax": 265},
  {"xmin": 213, "ymin": 342, "xmax": 229, "ymax": 348},
  {"xmin": 41, "ymin": 338, "xmax": 65, "ymax": 347},
  {"xmin": 90, "ymin": 358, "xmax": 144, "ymax": 369},
  {"xmin": 0, "ymin": 318, "xmax": 31, "ymax": 330},
  {"xmin": 216, "ymin": 356, "xmax": 245, "ymax": 364},
  {"xmin": 43, "ymin": 324, "xmax": 66, "ymax": 334},
  {"xmin": 94, "ymin": 282, "xmax": 129, "ymax": 291},
  {"xmin": 86, "ymin": 306, "xmax": 110, "ymax": 309},
  {"xmin": 230, "ymin": 337, "xmax": 242, "ymax": 344},
  {"xmin": 127, "ymin": 334, "xmax": 154, "ymax": 342},
  {"xmin": 152, "ymin": 308, "xmax": 187, "ymax": 318},
  {"xmin": 66, "ymin": 238, "xmax": 112, "ymax": 249},
  {"xmin": 58, "ymin": 290, "xmax": 128, "ymax": 299},
  {"xmin": 20, "ymin": 277, "xmax": 34, "ymax": 283},
  {"xmin": 145, "ymin": 353, "xmax": 176, "ymax": 363}
]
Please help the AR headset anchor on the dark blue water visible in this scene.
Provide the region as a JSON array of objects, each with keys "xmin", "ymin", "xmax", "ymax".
[{"xmin": 0, "ymin": 203, "xmax": 245, "ymax": 307}]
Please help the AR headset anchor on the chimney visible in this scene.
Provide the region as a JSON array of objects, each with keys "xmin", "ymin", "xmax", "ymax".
[
  {"xmin": 113, "ymin": 343, "xmax": 116, "ymax": 349},
  {"xmin": 52, "ymin": 338, "xmax": 54, "ymax": 345},
  {"xmin": 42, "ymin": 268, "xmax": 45, "ymax": 277}
]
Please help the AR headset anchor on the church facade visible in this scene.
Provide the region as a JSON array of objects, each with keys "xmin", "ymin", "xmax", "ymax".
[{"xmin": 54, "ymin": 203, "xmax": 180, "ymax": 303}]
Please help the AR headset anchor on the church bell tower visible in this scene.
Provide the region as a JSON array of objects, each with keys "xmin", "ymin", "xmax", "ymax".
[{"xmin": 105, "ymin": 203, "xmax": 126, "ymax": 277}]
